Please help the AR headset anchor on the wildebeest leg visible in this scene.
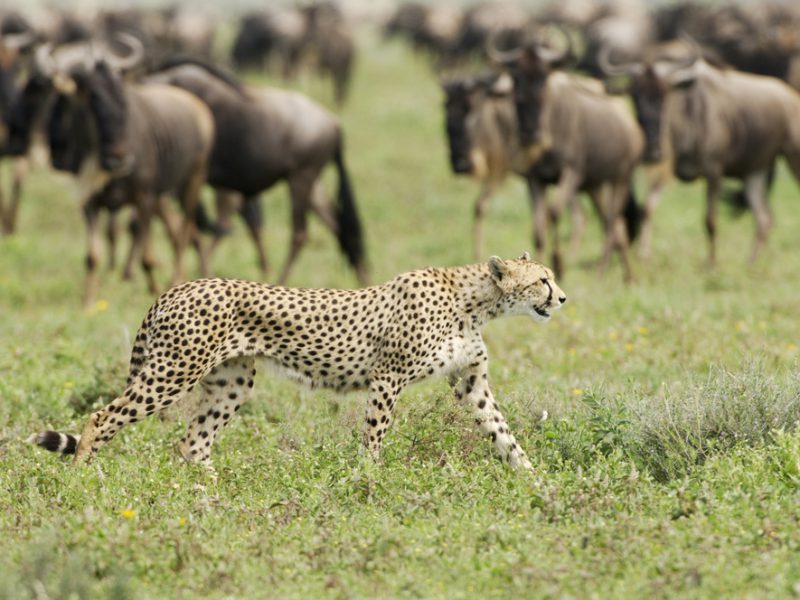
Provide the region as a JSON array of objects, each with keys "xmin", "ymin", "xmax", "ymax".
[
  {"xmin": 525, "ymin": 177, "xmax": 547, "ymax": 261},
  {"xmin": 309, "ymin": 180, "xmax": 338, "ymax": 232},
  {"xmin": 0, "ymin": 166, "xmax": 6, "ymax": 234},
  {"xmin": 137, "ymin": 210, "xmax": 160, "ymax": 296},
  {"xmin": 595, "ymin": 182, "xmax": 635, "ymax": 282},
  {"xmin": 240, "ymin": 195, "xmax": 269, "ymax": 275},
  {"xmin": 106, "ymin": 209, "xmax": 120, "ymax": 271},
  {"xmin": 122, "ymin": 212, "xmax": 140, "ymax": 281},
  {"xmin": 567, "ymin": 195, "xmax": 586, "ymax": 258},
  {"xmin": 639, "ymin": 162, "xmax": 668, "ymax": 259},
  {"xmin": 82, "ymin": 197, "xmax": 105, "ymax": 309},
  {"xmin": 203, "ymin": 190, "xmax": 238, "ymax": 271},
  {"xmin": 473, "ymin": 181, "xmax": 496, "ymax": 261},
  {"xmin": 3, "ymin": 157, "xmax": 28, "ymax": 235},
  {"xmin": 155, "ymin": 194, "xmax": 182, "ymax": 250},
  {"xmin": 450, "ymin": 357, "xmax": 532, "ymax": 470},
  {"xmin": 744, "ymin": 169, "xmax": 772, "ymax": 263},
  {"xmin": 549, "ymin": 169, "xmax": 582, "ymax": 279},
  {"xmin": 705, "ymin": 177, "xmax": 721, "ymax": 267},
  {"xmin": 610, "ymin": 182, "xmax": 635, "ymax": 283},
  {"xmin": 277, "ymin": 173, "xmax": 314, "ymax": 285},
  {"xmin": 171, "ymin": 171, "xmax": 205, "ymax": 285}
]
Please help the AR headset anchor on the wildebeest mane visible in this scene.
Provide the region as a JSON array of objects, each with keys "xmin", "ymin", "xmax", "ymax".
[{"xmin": 153, "ymin": 56, "xmax": 249, "ymax": 100}]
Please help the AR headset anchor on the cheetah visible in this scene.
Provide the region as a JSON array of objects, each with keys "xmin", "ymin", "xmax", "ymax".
[{"xmin": 29, "ymin": 253, "xmax": 566, "ymax": 471}]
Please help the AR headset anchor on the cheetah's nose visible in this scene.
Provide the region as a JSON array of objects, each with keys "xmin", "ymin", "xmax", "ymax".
[{"xmin": 558, "ymin": 295, "xmax": 567, "ymax": 305}]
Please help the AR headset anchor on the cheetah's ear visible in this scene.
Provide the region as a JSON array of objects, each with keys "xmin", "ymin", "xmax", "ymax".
[
  {"xmin": 518, "ymin": 251, "xmax": 530, "ymax": 261},
  {"xmin": 488, "ymin": 256, "xmax": 508, "ymax": 282}
]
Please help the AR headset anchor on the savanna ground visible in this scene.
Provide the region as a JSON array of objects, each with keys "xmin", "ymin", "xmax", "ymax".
[{"xmin": 1, "ymin": 28, "xmax": 800, "ymax": 600}]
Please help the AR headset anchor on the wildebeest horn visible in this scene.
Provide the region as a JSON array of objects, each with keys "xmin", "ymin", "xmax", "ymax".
[
  {"xmin": 536, "ymin": 25, "xmax": 573, "ymax": 66},
  {"xmin": 486, "ymin": 30, "xmax": 522, "ymax": 66},
  {"xmin": 652, "ymin": 36, "xmax": 700, "ymax": 85},
  {"xmin": 678, "ymin": 31, "xmax": 703, "ymax": 60},
  {"xmin": 102, "ymin": 32, "xmax": 145, "ymax": 71},
  {"xmin": 34, "ymin": 43, "xmax": 57, "ymax": 77},
  {"xmin": 2, "ymin": 31, "xmax": 35, "ymax": 51},
  {"xmin": 597, "ymin": 44, "xmax": 643, "ymax": 77}
]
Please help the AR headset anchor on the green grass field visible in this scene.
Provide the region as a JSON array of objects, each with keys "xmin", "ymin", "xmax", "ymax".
[{"xmin": 1, "ymin": 31, "xmax": 799, "ymax": 599}]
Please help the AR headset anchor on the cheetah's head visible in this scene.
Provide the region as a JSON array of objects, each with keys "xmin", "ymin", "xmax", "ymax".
[{"xmin": 489, "ymin": 253, "xmax": 566, "ymax": 322}]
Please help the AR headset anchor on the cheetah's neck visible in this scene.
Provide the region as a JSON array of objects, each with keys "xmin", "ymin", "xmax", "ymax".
[{"xmin": 447, "ymin": 263, "xmax": 503, "ymax": 329}]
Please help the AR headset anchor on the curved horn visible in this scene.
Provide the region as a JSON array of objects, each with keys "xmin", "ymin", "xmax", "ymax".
[
  {"xmin": 34, "ymin": 42, "xmax": 57, "ymax": 77},
  {"xmin": 102, "ymin": 32, "xmax": 144, "ymax": 71},
  {"xmin": 2, "ymin": 31, "xmax": 35, "ymax": 51},
  {"xmin": 652, "ymin": 35, "xmax": 701, "ymax": 84},
  {"xmin": 597, "ymin": 44, "xmax": 644, "ymax": 77},
  {"xmin": 536, "ymin": 24, "xmax": 573, "ymax": 66},
  {"xmin": 678, "ymin": 30, "xmax": 703, "ymax": 60},
  {"xmin": 485, "ymin": 29, "xmax": 522, "ymax": 66}
]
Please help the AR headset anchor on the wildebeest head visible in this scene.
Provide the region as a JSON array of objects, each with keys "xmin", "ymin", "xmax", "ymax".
[
  {"xmin": 47, "ymin": 60, "xmax": 130, "ymax": 174},
  {"xmin": 442, "ymin": 72, "xmax": 511, "ymax": 175},
  {"xmin": 0, "ymin": 30, "xmax": 35, "ymax": 148},
  {"xmin": 36, "ymin": 34, "xmax": 143, "ymax": 174},
  {"xmin": 488, "ymin": 29, "xmax": 573, "ymax": 147},
  {"xmin": 442, "ymin": 77, "xmax": 479, "ymax": 174},
  {"xmin": 599, "ymin": 40, "xmax": 700, "ymax": 163}
]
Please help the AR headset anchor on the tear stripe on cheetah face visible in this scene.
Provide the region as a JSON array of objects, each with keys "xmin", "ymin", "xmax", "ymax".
[{"xmin": 29, "ymin": 255, "xmax": 566, "ymax": 471}]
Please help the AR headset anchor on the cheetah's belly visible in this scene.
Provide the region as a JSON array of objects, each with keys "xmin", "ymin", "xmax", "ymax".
[{"xmin": 426, "ymin": 335, "xmax": 482, "ymax": 379}]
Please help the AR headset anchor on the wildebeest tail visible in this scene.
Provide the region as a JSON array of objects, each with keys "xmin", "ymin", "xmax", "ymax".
[
  {"xmin": 333, "ymin": 138, "xmax": 366, "ymax": 274},
  {"xmin": 623, "ymin": 187, "xmax": 644, "ymax": 242},
  {"xmin": 26, "ymin": 431, "xmax": 79, "ymax": 455}
]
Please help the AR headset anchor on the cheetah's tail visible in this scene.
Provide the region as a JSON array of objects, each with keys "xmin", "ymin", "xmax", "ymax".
[{"xmin": 26, "ymin": 431, "xmax": 80, "ymax": 455}]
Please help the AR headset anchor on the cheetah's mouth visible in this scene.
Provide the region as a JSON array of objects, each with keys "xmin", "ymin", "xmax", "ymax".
[{"xmin": 534, "ymin": 306, "xmax": 550, "ymax": 318}]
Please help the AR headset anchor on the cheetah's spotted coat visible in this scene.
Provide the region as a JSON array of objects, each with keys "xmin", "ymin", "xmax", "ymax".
[{"xmin": 30, "ymin": 255, "xmax": 566, "ymax": 470}]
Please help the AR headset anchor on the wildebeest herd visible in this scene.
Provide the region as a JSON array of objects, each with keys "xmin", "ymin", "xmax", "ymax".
[{"xmin": 1, "ymin": 0, "xmax": 800, "ymax": 303}]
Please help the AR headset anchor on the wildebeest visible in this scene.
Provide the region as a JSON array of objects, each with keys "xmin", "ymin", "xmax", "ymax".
[
  {"xmin": 384, "ymin": 2, "xmax": 463, "ymax": 67},
  {"xmin": 490, "ymin": 35, "xmax": 644, "ymax": 281},
  {"xmin": 603, "ymin": 40, "xmax": 800, "ymax": 265},
  {"xmin": 36, "ymin": 39, "xmax": 215, "ymax": 306},
  {"xmin": 652, "ymin": 3, "xmax": 800, "ymax": 89},
  {"xmin": 303, "ymin": 3, "xmax": 355, "ymax": 106},
  {"xmin": 442, "ymin": 71, "xmax": 588, "ymax": 261},
  {"xmin": 148, "ymin": 58, "xmax": 367, "ymax": 285},
  {"xmin": 231, "ymin": 8, "xmax": 307, "ymax": 77},
  {"xmin": 231, "ymin": 5, "xmax": 354, "ymax": 106},
  {"xmin": 0, "ymin": 26, "xmax": 35, "ymax": 234},
  {"xmin": 442, "ymin": 72, "xmax": 518, "ymax": 259}
]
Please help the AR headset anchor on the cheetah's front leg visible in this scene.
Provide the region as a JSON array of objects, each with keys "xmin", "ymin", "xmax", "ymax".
[
  {"xmin": 363, "ymin": 374, "xmax": 406, "ymax": 464},
  {"xmin": 452, "ymin": 358, "xmax": 533, "ymax": 470}
]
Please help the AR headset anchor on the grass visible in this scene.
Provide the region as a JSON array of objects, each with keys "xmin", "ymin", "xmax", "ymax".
[{"xmin": 1, "ymin": 29, "xmax": 800, "ymax": 599}]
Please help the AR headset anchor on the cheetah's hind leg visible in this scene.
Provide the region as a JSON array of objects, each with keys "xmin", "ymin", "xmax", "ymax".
[{"xmin": 177, "ymin": 356, "xmax": 256, "ymax": 472}]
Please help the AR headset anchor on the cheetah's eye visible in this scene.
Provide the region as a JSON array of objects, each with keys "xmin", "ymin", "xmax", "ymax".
[{"xmin": 539, "ymin": 278, "xmax": 548, "ymax": 284}]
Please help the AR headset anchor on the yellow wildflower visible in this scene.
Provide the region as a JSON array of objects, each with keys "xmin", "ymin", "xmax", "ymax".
[{"xmin": 120, "ymin": 509, "xmax": 136, "ymax": 519}]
